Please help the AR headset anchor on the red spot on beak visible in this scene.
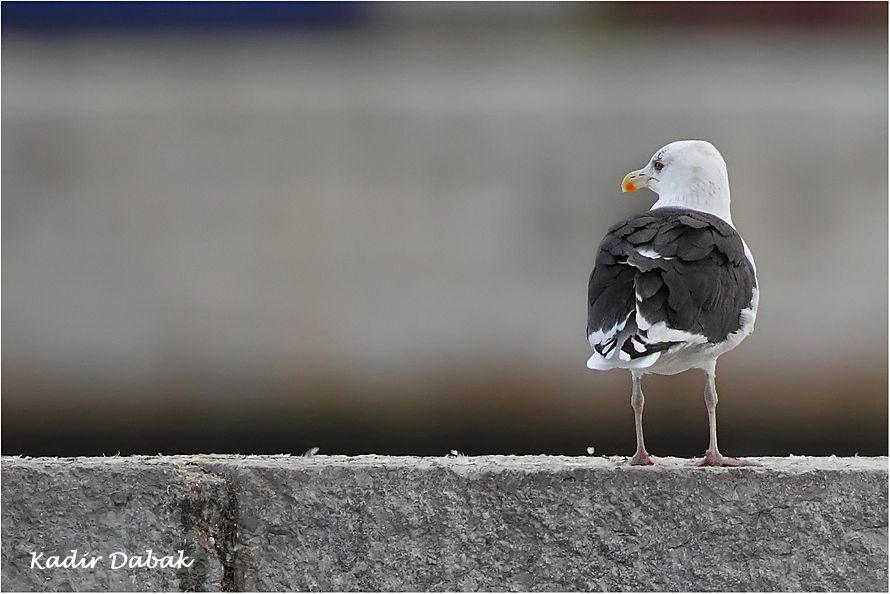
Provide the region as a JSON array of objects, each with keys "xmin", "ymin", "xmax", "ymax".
[{"xmin": 624, "ymin": 183, "xmax": 636, "ymax": 192}]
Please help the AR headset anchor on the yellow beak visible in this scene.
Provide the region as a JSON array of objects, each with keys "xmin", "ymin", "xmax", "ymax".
[{"xmin": 621, "ymin": 169, "xmax": 650, "ymax": 193}]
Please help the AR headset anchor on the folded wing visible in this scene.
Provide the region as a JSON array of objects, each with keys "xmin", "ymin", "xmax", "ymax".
[{"xmin": 587, "ymin": 207, "xmax": 756, "ymax": 370}]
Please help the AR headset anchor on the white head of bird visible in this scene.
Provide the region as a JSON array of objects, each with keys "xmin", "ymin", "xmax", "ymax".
[{"xmin": 621, "ymin": 140, "xmax": 733, "ymax": 226}]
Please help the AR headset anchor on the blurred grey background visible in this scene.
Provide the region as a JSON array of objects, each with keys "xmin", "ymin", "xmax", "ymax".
[{"xmin": 3, "ymin": 2, "xmax": 887, "ymax": 456}]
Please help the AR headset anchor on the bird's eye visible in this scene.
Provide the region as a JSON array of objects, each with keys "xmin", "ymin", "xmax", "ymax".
[{"xmin": 653, "ymin": 160, "xmax": 664, "ymax": 172}]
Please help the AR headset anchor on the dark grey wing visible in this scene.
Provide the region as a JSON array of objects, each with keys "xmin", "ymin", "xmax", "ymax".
[
  {"xmin": 587, "ymin": 214, "xmax": 671, "ymax": 363},
  {"xmin": 630, "ymin": 208, "xmax": 757, "ymax": 343},
  {"xmin": 587, "ymin": 208, "xmax": 756, "ymax": 365},
  {"xmin": 587, "ymin": 230, "xmax": 635, "ymax": 342}
]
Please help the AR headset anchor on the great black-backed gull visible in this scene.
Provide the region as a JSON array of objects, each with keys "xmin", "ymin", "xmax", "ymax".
[{"xmin": 586, "ymin": 140, "xmax": 758, "ymax": 466}]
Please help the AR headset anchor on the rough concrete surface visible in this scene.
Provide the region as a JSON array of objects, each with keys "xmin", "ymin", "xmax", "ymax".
[{"xmin": 1, "ymin": 455, "xmax": 887, "ymax": 592}]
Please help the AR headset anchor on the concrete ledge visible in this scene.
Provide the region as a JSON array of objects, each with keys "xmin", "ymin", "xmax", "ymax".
[{"xmin": 1, "ymin": 455, "xmax": 887, "ymax": 591}]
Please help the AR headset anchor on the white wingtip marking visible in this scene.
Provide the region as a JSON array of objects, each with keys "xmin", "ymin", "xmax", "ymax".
[
  {"xmin": 587, "ymin": 350, "xmax": 661, "ymax": 370},
  {"xmin": 636, "ymin": 246, "xmax": 674, "ymax": 261},
  {"xmin": 636, "ymin": 310, "xmax": 653, "ymax": 331}
]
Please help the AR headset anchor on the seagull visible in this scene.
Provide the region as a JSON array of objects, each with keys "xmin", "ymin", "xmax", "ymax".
[{"xmin": 586, "ymin": 140, "xmax": 758, "ymax": 466}]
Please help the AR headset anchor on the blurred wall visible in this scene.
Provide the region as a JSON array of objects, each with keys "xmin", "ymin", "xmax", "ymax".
[{"xmin": 3, "ymin": 3, "xmax": 887, "ymax": 456}]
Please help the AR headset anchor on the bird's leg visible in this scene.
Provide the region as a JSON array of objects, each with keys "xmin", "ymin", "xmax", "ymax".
[
  {"xmin": 697, "ymin": 365, "xmax": 754, "ymax": 467},
  {"xmin": 629, "ymin": 372, "xmax": 654, "ymax": 465}
]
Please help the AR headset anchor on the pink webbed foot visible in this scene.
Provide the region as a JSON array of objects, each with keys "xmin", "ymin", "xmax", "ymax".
[
  {"xmin": 696, "ymin": 450, "xmax": 759, "ymax": 467},
  {"xmin": 629, "ymin": 451, "xmax": 655, "ymax": 466}
]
